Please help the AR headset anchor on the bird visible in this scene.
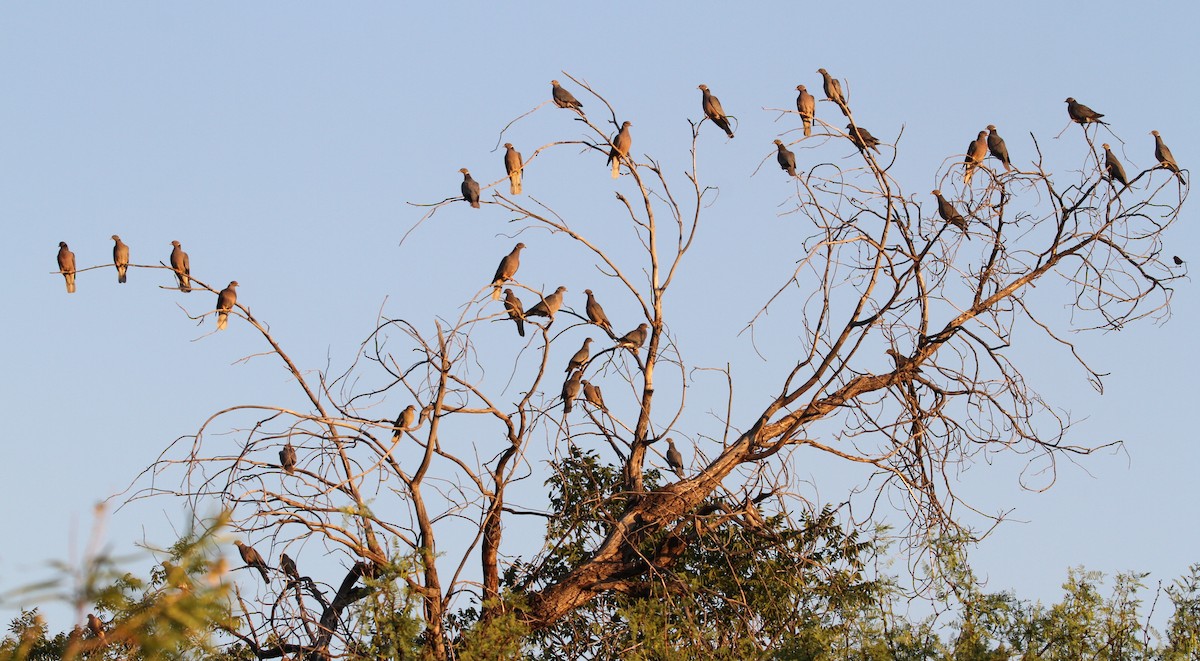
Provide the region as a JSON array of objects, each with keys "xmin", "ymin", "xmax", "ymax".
[
  {"xmin": 583, "ymin": 289, "xmax": 613, "ymax": 334},
  {"xmin": 698, "ymin": 84, "xmax": 734, "ymax": 138},
  {"xmin": 490, "ymin": 242, "xmax": 525, "ymax": 301},
  {"xmin": 986, "ymin": 125, "xmax": 1013, "ymax": 172},
  {"xmin": 1103, "ymin": 143, "xmax": 1128, "ymax": 188},
  {"xmin": 280, "ymin": 441, "xmax": 297, "ymax": 474},
  {"xmin": 963, "ymin": 130, "xmax": 989, "ymax": 184},
  {"xmin": 391, "ymin": 404, "xmax": 417, "ymax": 442},
  {"xmin": 566, "ymin": 337, "xmax": 592, "ymax": 373},
  {"xmin": 279, "ymin": 553, "xmax": 300, "ymax": 584},
  {"xmin": 503, "ymin": 288, "xmax": 525, "ymax": 337},
  {"xmin": 525, "ymin": 286, "xmax": 566, "ymax": 320},
  {"xmin": 170, "ymin": 240, "xmax": 191, "ymax": 292},
  {"xmin": 562, "ymin": 369, "xmax": 582, "ymax": 414},
  {"xmin": 846, "ymin": 124, "xmax": 881, "ymax": 153},
  {"xmin": 86, "ymin": 614, "xmax": 106, "ymax": 646},
  {"xmin": 796, "ymin": 84, "xmax": 815, "ymax": 137},
  {"xmin": 1173, "ymin": 255, "xmax": 1184, "ymax": 266},
  {"xmin": 57, "ymin": 241, "xmax": 76, "ymax": 294},
  {"xmin": 504, "ymin": 143, "xmax": 523, "ymax": 195},
  {"xmin": 608, "ymin": 121, "xmax": 632, "ymax": 179},
  {"xmin": 665, "ymin": 438, "xmax": 684, "ymax": 476},
  {"xmin": 932, "ymin": 190, "xmax": 969, "ymax": 234},
  {"xmin": 616, "ymin": 323, "xmax": 649, "ymax": 352},
  {"xmin": 581, "ymin": 380, "xmax": 606, "ymax": 410},
  {"xmin": 216, "ymin": 281, "xmax": 238, "ymax": 331},
  {"xmin": 817, "ymin": 68, "xmax": 849, "ymax": 116},
  {"xmin": 1151, "ymin": 130, "xmax": 1184, "ymax": 183},
  {"xmin": 111, "ymin": 235, "xmax": 129, "ymax": 284},
  {"xmin": 1065, "ymin": 97, "xmax": 1107, "ymax": 125},
  {"xmin": 774, "ymin": 139, "xmax": 797, "ymax": 177},
  {"xmin": 551, "ymin": 79, "xmax": 584, "ymax": 112},
  {"xmin": 460, "ymin": 168, "xmax": 481, "ymax": 208},
  {"xmin": 233, "ymin": 540, "xmax": 271, "ymax": 582}
]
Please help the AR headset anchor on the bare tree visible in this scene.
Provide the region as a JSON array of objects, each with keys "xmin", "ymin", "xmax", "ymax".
[{"xmin": 120, "ymin": 75, "xmax": 1186, "ymax": 659}]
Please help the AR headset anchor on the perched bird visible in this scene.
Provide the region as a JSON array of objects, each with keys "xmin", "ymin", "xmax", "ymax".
[
  {"xmin": 57, "ymin": 241, "xmax": 76, "ymax": 294},
  {"xmin": 525, "ymin": 286, "xmax": 567, "ymax": 319},
  {"xmin": 817, "ymin": 68, "xmax": 849, "ymax": 116},
  {"xmin": 460, "ymin": 168, "xmax": 481, "ymax": 208},
  {"xmin": 504, "ymin": 143, "xmax": 523, "ymax": 195},
  {"xmin": 616, "ymin": 323, "xmax": 649, "ymax": 352},
  {"xmin": 1103, "ymin": 143, "xmax": 1128, "ymax": 188},
  {"xmin": 490, "ymin": 242, "xmax": 525, "ymax": 301},
  {"xmin": 1151, "ymin": 130, "xmax": 1184, "ymax": 183},
  {"xmin": 986, "ymin": 125, "xmax": 1013, "ymax": 172},
  {"xmin": 963, "ymin": 130, "xmax": 989, "ymax": 184},
  {"xmin": 170, "ymin": 240, "xmax": 191, "ymax": 292},
  {"xmin": 111, "ymin": 235, "xmax": 129, "ymax": 284},
  {"xmin": 551, "ymin": 79, "xmax": 584, "ymax": 112},
  {"xmin": 932, "ymin": 190, "xmax": 969, "ymax": 234},
  {"xmin": 503, "ymin": 288, "xmax": 525, "ymax": 337},
  {"xmin": 584, "ymin": 289, "xmax": 613, "ymax": 334},
  {"xmin": 280, "ymin": 441, "xmax": 297, "ymax": 474},
  {"xmin": 391, "ymin": 404, "xmax": 417, "ymax": 443},
  {"xmin": 279, "ymin": 553, "xmax": 300, "ymax": 584},
  {"xmin": 1066, "ymin": 97, "xmax": 1107, "ymax": 125},
  {"xmin": 562, "ymin": 369, "xmax": 582, "ymax": 414},
  {"xmin": 581, "ymin": 380, "xmax": 606, "ymax": 410},
  {"xmin": 608, "ymin": 121, "xmax": 632, "ymax": 179},
  {"xmin": 774, "ymin": 139, "xmax": 797, "ymax": 177},
  {"xmin": 1173, "ymin": 255, "xmax": 1184, "ymax": 266},
  {"xmin": 795, "ymin": 84, "xmax": 815, "ymax": 137},
  {"xmin": 846, "ymin": 124, "xmax": 881, "ymax": 153},
  {"xmin": 566, "ymin": 337, "xmax": 592, "ymax": 373},
  {"xmin": 665, "ymin": 438, "xmax": 684, "ymax": 476},
  {"xmin": 86, "ymin": 614, "xmax": 106, "ymax": 646},
  {"xmin": 698, "ymin": 84, "xmax": 734, "ymax": 138},
  {"xmin": 233, "ymin": 540, "xmax": 271, "ymax": 582},
  {"xmin": 216, "ymin": 281, "xmax": 238, "ymax": 331}
]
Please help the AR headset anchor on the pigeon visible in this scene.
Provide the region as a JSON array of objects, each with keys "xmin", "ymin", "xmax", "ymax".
[
  {"xmin": 503, "ymin": 288, "xmax": 525, "ymax": 337},
  {"xmin": 665, "ymin": 438, "xmax": 684, "ymax": 476},
  {"xmin": 490, "ymin": 242, "xmax": 525, "ymax": 301},
  {"xmin": 796, "ymin": 84, "xmax": 815, "ymax": 137},
  {"xmin": 699, "ymin": 84, "xmax": 734, "ymax": 138},
  {"xmin": 616, "ymin": 323, "xmax": 649, "ymax": 352},
  {"xmin": 170, "ymin": 240, "xmax": 191, "ymax": 292},
  {"xmin": 608, "ymin": 121, "xmax": 632, "ymax": 179},
  {"xmin": 216, "ymin": 281, "xmax": 238, "ymax": 331},
  {"xmin": 460, "ymin": 168, "xmax": 481, "ymax": 208},
  {"xmin": 525, "ymin": 286, "xmax": 566, "ymax": 319},
  {"xmin": 551, "ymin": 79, "xmax": 584, "ymax": 112},
  {"xmin": 817, "ymin": 68, "xmax": 849, "ymax": 116},
  {"xmin": 582, "ymin": 380, "xmax": 606, "ymax": 410},
  {"xmin": 986, "ymin": 125, "xmax": 1013, "ymax": 172},
  {"xmin": 932, "ymin": 190, "xmax": 969, "ymax": 234},
  {"xmin": 1103, "ymin": 143, "xmax": 1128, "ymax": 188},
  {"xmin": 504, "ymin": 143, "xmax": 523, "ymax": 195},
  {"xmin": 584, "ymin": 289, "xmax": 613, "ymax": 334},
  {"xmin": 1151, "ymin": 130, "xmax": 1184, "ymax": 183},
  {"xmin": 1066, "ymin": 97, "xmax": 1107, "ymax": 125},
  {"xmin": 57, "ymin": 242, "xmax": 76, "ymax": 294},
  {"xmin": 562, "ymin": 369, "xmax": 582, "ymax": 414},
  {"xmin": 111, "ymin": 235, "xmax": 129, "ymax": 284},
  {"xmin": 774, "ymin": 139, "xmax": 797, "ymax": 176},
  {"xmin": 566, "ymin": 337, "xmax": 592, "ymax": 373},
  {"xmin": 846, "ymin": 124, "xmax": 881, "ymax": 153},
  {"xmin": 963, "ymin": 130, "xmax": 988, "ymax": 184},
  {"xmin": 280, "ymin": 441, "xmax": 297, "ymax": 474},
  {"xmin": 233, "ymin": 540, "xmax": 270, "ymax": 582}
]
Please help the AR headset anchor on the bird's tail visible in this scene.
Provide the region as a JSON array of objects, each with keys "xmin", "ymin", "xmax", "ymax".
[
  {"xmin": 65, "ymin": 274, "xmax": 75, "ymax": 294},
  {"xmin": 611, "ymin": 158, "xmax": 620, "ymax": 179},
  {"xmin": 492, "ymin": 285, "xmax": 502, "ymax": 301},
  {"xmin": 803, "ymin": 119, "xmax": 812, "ymax": 137},
  {"xmin": 510, "ymin": 171, "xmax": 522, "ymax": 195},
  {"xmin": 1003, "ymin": 161, "xmax": 1013, "ymax": 173},
  {"xmin": 180, "ymin": 276, "xmax": 191, "ymax": 293},
  {"xmin": 117, "ymin": 267, "xmax": 127, "ymax": 284},
  {"xmin": 516, "ymin": 318, "xmax": 525, "ymax": 337},
  {"xmin": 217, "ymin": 311, "xmax": 228, "ymax": 330},
  {"xmin": 963, "ymin": 165, "xmax": 975, "ymax": 185}
]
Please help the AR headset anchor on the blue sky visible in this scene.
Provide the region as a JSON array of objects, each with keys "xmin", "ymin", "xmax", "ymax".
[{"xmin": 1, "ymin": 2, "xmax": 1196, "ymax": 632}]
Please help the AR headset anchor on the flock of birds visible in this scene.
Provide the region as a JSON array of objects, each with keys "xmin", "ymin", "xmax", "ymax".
[{"xmin": 52, "ymin": 73, "xmax": 1189, "ymax": 590}]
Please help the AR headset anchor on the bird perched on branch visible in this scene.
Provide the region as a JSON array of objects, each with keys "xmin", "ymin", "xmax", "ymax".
[
  {"xmin": 170, "ymin": 240, "xmax": 191, "ymax": 292},
  {"xmin": 86, "ymin": 614, "xmax": 106, "ymax": 646},
  {"xmin": 216, "ymin": 281, "xmax": 238, "ymax": 330},
  {"xmin": 1066, "ymin": 97, "xmax": 1107, "ymax": 125},
  {"xmin": 490, "ymin": 242, "xmax": 525, "ymax": 301},
  {"xmin": 551, "ymin": 79, "xmax": 583, "ymax": 113},
  {"xmin": 774, "ymin": 139, "xmax": 797, "ymax": 177},
  {"xmin": 566, "ymin": 338, "xmax": 592, "ymax": 373},
  {"xmin": 665, "ymin": 438, "xmax": 684, "ymax": 477},
  {"xmin": 562, "ymin": 369, "xmax": 582, "ymax": 414},
  {"xmin": 986, "ymin": 125, "xmax": 1013, "ymax": 172},
  {"xmin": 503, "ymin": 288, "xmax": 525, "ymax": 337},
  {"xmin": 56, "ymin": 241, "xmax": 76, "ymax": 294},
  {"xmin": 846, "ymin": 124, "xmax": 881, "ymax": 153},
  {"xmin": 963, "ymin": 130, "xmax": 988, "ymax": 184},
  {"xmin": 280, "ymin": 441, "xmax": 297, "ymax": 474},
  {"xmin": 817, "ymin": 68, "xmax": 849, "ymax": 116},
  {"xmin": 1151, "ymin": 130, "xmax": 1184, "ymax": 183},
  {"xmin": 932, "ymin": 190, "xmax": 969, "ymax": 234},
  {"xmin": 504, "ymin": 143, "xmax": 523, "ymax": 195},
  {"xmin": 581, "ymin": 380, "xmax": 606, "ymax": 410},
  {"xmin": 616, "ymin": 323, "xmax": 649, "ymax": 353},
  {"xmin": 698, "ymin": 84, "xmax": 734, "ymax": 138},
  {"xmin": 460, "ymin": 168, "xmax": 480, "ymax": 208},
  {"xmin": 233, "ymin": 540, "xmax": 271, "ymax": 582},
  {"xmin": 608, "ymin": 121, "xmax": 632, "ymax": 179},
  {"xmin": 1103, "ymin": 143, "xmax": 1128, "ymax": 189},
  {"xmin": 280, "ymin": 553, "xmax": 300, "ymax": 584},
  {"xmin": 526, "ymin": 286, "xmax": 566, "ymax": 320},
  {"xmin": 796, "ymin": 84, "xmax": 815, "ymax": 137},
  {"xmin": 111, "ymin": 235, "xmax": 129, "ymax": 284},
  {"xmin": 584, "ymin": 289, "xmax": 612, "ymax": 335}
]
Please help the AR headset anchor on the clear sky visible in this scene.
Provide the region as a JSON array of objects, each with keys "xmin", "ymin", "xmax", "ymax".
[{"xmin": 1, "ymin": 1, "xmax": 1196, "ymax": 633}]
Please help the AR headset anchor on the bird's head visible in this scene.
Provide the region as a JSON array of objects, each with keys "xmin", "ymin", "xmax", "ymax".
[
  {"xmin": 550, "ymin": 79, "xmax": 560, "ymax": 86},
  {"xmin": 1102, "ymin": 143, "xmax": 1111, "ymax": 150},
  {"xmin": 111, "ymin": 234, "xmax": 120, "ymax": 241},
  {"xmin": 514, "ymin": 242, "xmax": 526, "ymax": 250},
  {"xmin": 459, "ymin": 167, "xmax": 470, "ymax": 174},
  {"xmin": 171, "ymin": 240, "xmax": 181, "ymax": 247},
  {"xmin": 931, "ymin": 190, "xmax": 942, "ymax": 197},
  {"xmin": 796, "ymin": 84, "xmax": 806, "ymax": 91},
  {"xmin": 228, "ymin": 281, "xmax": 239, "ymax": 288},
  {"xmin": 1065, "ymin": 97, "xmax": 1075, "ymax": 103},
  {"xmin": 504, "ymin": 142, "xmax": 513, "ymax": 148},
  {"xmin": 986, "ymin": 124, "xmax": 997, "ymax": 131},
  {"xmin": 1151, "ymin": 130, "xmax": 1160, "ymax": 137},
  {"xmin": 774, "ymin": 139, "xmax": 783, "ymax": 145},
  {"xmin": 59, "ymin": 241, "xmax": 68, "ymax": 248}
]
